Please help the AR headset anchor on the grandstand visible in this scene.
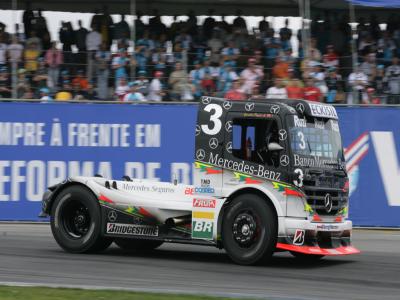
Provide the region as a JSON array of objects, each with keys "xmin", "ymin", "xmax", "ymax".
[{"xmin": 0, "ymin": 0, "xmax": 399, "ymax": 103}]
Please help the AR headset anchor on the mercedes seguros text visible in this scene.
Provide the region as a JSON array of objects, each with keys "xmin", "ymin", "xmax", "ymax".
[{"xmin": 40, "ymin": 97, "xmax": 360, "ymax": 265}]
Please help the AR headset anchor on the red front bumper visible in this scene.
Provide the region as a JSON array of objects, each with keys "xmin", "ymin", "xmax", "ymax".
[{"xmin": 276, "ymin": 243, "xmax": 361, "ymax": 256}]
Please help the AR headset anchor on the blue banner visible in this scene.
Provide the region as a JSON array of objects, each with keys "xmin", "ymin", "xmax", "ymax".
[{"xmin": 0, "ymin": 102, "xmax": 399, "ymax": 227}]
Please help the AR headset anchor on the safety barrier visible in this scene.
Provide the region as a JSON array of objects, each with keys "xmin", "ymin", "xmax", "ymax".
[{"xmin": 0, "ymin": 101, "xmax": 399, "ymax": 226}]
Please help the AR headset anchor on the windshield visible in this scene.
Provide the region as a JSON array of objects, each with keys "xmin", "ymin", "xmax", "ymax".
[{"xmin": 288, "ymin": 115, "xmax": 344, "ymax": 168}]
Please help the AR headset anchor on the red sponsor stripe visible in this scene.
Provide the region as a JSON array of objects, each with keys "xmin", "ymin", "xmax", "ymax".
[
  {"xmin": 206, "ymin": 168, "xmax": 223, "ymax": 174},
  {"xmin": 283, "ymin": 188, "xmax": 304, "ymax": 197},
  {"xmin": 312, "ymin": 214, "xmax": 322, "ymax": 222},
  {"xmin": 98, "ymin": 194, "xmax": 114, "ymax": 204},
  {"xmin": 244, "ymin": 177, "xmax": 262, "ymax": 184},
  {"xmin": 138, "ymin": 207, "xmax": 153, "ymax": 218},
  {"xmin": 276, "ymin": 243, "xmax": 361, "ymax": 256},
  {"xmin": 193, "ymin": 198, "xmax": 216, "ymax": 208},
  {"xmin": 344, "ymin": 132, "xmax": 368, "ymax": 155}
]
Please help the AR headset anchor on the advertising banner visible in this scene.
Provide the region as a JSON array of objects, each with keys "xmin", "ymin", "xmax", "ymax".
[{"xmin": 0, "ymin": 102, "xmax": 399, "ymax": 227}]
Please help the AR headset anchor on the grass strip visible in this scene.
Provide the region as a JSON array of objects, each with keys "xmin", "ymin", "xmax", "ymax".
[{"xmin": 0, "ymin": 286, "xmax": 240, "ymax": 300}]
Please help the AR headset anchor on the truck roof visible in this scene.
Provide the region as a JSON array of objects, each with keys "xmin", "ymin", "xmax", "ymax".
[{"xmin": 200, "ymin": 97, "xmax": 338, "ymax": 120}]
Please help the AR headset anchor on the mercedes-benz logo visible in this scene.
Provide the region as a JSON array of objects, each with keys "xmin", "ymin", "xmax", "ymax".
[
  {"xmin": 296, "ymin": 103, "xmax": 305, "ymax": 114},
  {"xmin": 270, "ymin": 105, "xmax": 280, "ymax": 114},
  {"xmin": 196, "ymin": 149, "xmax": 206, "ymax": 161},
  {"xmin": 223, "ymin": 101, "xmax": 232, "ymax": 110},
  {"xmin": 324, "ymin": 193, "xmax": 333, "ymax": 213},
  {"xmin": 108, "ymin": 210, "xmax": 117, "ymax": 222},
  {"xmin": 209, "ymin": 138, "xmax": 219, "ymax": 149},
  {"xmin": 226, "ymin": 141, "xmax": 232, "ymax": 153},
  {"xmin": 225, "ymin": 121, "xmax": 232, "ymax": 132},
  {"xmin": 245, "ymin": 102, "xmax": 255, "ymax": 111},
  {"xmin": 195, "ymin": 125, "xmax": 201, "ymax": 136},
  {"xmin": 288, "ymin": 107, "xmax": 296, "ymax": 113},
  {"xmin": 280, "ymin": 155, "xmax": 289, "ymax": 166},
  {"xmin": 202, "ymin": 97, "xmax": 211, "ymax": 104},
  {"xmin": 278, "ymin": 129, "xmax": 287, "ymax": 141}
]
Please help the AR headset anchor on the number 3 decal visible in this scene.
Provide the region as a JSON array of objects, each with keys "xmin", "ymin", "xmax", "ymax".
[
  {"xmin": 201, "ymin": 104, "xmax": 223, "ymax": 135},
  {"xmin": 293, "ymin": 168, "xmax": 304, "ymax": 187},
  {"xmin": 297, "ymin": 131, "xmax": 306, "ymax": 150}
]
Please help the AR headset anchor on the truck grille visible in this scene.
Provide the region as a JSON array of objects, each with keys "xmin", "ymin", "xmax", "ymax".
[{"xmin": 303, "ymin": 185, "xmax": 347, "ymax": 216}]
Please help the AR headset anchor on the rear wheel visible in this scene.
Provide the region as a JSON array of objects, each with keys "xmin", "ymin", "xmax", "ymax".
[
  {"xmin": 114, "ymin": 238, "xmax": 163, "ymax": 251},
  {"xmin": 50, "ymin": 185, "xmax": 112, "ymax": 253},
  {"xmin": 222, "ymin": 193, "xmax": 277, "ymax": 265}
]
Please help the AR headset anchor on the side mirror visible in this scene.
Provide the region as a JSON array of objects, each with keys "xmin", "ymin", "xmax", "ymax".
[{"xmin": 268, "ymin": 142, "xmax": 284, "ymax": 151}]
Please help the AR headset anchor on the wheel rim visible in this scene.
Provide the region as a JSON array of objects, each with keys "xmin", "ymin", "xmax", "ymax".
[
  {"xmin": 61, "ymin": 199, "xmax": 91, "ymax": 239},
  {"xmin": 232, "ymin": 211, "xmax": 260, "ymax": 248}
]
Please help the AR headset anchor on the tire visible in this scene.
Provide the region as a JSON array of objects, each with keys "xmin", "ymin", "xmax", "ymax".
[
  {"xmin": 290, "ymin": 251, "xmax": 325, "ymax": 261},
  {"xmin": 114, "ymin": 238, "xmax": 163, "ymax": 251},
  {"xmin": 50, "ymin": 185, "xmax": 112, "ymax": 253},
  {"xmin": 222, "ymin": 193, "xmax": 277, "ymax": 265}
]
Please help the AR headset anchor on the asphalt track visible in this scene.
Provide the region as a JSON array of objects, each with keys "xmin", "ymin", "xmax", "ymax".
[{"xmin": 0, "ymin": 224, "xmax": 399, "ymax": 300}]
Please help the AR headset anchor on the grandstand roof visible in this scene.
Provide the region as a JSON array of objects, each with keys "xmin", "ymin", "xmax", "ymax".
[{"xmin": 0, "ymin": 0, "xmax": 398, "ymax": 17}]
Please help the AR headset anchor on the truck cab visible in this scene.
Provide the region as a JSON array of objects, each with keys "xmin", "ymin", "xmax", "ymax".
[{"xmin": 42, "ymin": 96, "xmax": 359, "ymax": 265}]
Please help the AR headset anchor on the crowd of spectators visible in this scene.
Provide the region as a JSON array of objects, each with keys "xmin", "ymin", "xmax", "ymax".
[{"xmin": 1, "ymin": 4, "xmax": 400, "ymax": 104}]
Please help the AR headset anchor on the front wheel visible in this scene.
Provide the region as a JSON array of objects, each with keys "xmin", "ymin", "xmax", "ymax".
[
  {"xmin": 222, "ymin": 193, "xmax": 277, "ymax": 265},
  {"xmin": 50, "ymin": 185, "xmax": 112, "ymax": 253},
  {"xmin": 114, "ymin": 238, "xmax": 163, "ymax": 251}
]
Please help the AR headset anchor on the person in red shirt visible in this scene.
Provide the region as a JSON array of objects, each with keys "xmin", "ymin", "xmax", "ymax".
[
  {"xmin": 224, "ymin": 79, "xmax": 246, "ymax": 100},
  {"xmin": 303, "ymin": 78, "xmax": 322, "ymax": 102},
  {"xmin": 286, "ymin": 79, "xmax": 304, "ymax": 99}
]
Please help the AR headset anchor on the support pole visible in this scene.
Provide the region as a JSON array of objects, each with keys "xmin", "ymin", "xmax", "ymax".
[
  {"xmin": 11, "ymin": 0, "xmax": 17, "ymax": 99},
  {"xmin": 349, "ymin": 3, "xmax": 359, "ymax": 104}
]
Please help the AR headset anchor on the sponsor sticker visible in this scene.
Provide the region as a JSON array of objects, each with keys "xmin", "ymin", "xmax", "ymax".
[
  {"xmin": 293, "ymin": 229, "xmax": 305, "ymax": 245},
  {"xmin": 192, "ymin": 220, "xmax": 214, "ymax": 239},
  {"xmin": 106, "ymin": 223, "xmax": 159, "ymax": 236},
  {"xmin": 193, "ymin": 198, "xmax": 216, "ymax": 208},
  {"xmin": 308, "ymin": 103, "xmax": 338, "ymax": 119},
  {"xmin": 184, "ymin": 187, "xmax": 215, "ymax": 195},
  {"xmin": 192, "ymin": 211, "xmax": 215, "ymax": 219}
]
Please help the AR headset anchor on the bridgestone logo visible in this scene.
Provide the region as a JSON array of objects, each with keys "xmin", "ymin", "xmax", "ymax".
[{"xmin": 106, "ymin": 223, "xmax": 159, "ymax": 236}]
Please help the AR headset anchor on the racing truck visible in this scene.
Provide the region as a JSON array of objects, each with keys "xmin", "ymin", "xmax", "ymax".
[{"xmin": 40, "ymin": 97, "xmax": 360, "ymax": 265}]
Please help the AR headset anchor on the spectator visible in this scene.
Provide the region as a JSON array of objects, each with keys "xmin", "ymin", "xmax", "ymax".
[
  {"xmin": 59, "ymin": 22, "xmax": 74, "ymax": 69},
  {"xmin": 72, "ymin": 69, "xmax": 89, "ymax": 91},
  {"xmin": 7, "ymin": 35, "xmax": 24, "ymax": 67},
  {"xmin": 168, "ymin": 61, "xmax": 188, "ymax": 100},
  {"xmin": 112, "ymin": 48, "xmax": 129, "ymax": 85},
  {"xmin": 39, "ymin": 87, "xmax": 52, "ymax": 101},
  {"xmin": 303, "ymin": 78, "xmax": 322, "ymax": 102},
  {"xmin": 373, "ymin": 64, "xmax": 386, "ymax": 100},
  {"xmin": 16, "ymin": 68, "xmax": 30, "ymax": 98},
  {"xmin": 225, "ymin": 79, "xmax": 246, "ymax": 100},
  {"xmin": 279, "ymin": 19, "xmax": 292, "ymax": 50},
  {"xmin": 180, "ymin": 78, "xmax": 196, "ymax": 101},
  {"xmin": 32, "ymin": 58, "xmax": 49, "ymax": 95},
  {"xmin": 114, "ymin": 76, "xmax": 130, "ymax": 101},
  {"xmin": 250, "ymin": 84, "xmax": 264, "ymax": 100},
  {"xmin": 385, "ymin": 56, "xmax": 400, "ymax": 104},
  {"xmin": 0, "ymin": 66, "xmax": 11, "ymax": 98},
  {"xmin": 309, "ymin": 63, "xmax": 327, "ymax": 95},
  {"xmin": 55, "ymin": 80, "xmax": 73, "ymax": 101},
  {"xmin": 217, "ymin": 61, "xmax": 239, "ymax": 97},
  {"xmin": 24, "ymin": 41, "xmax": 40, "ymax": 74},
  {"xmin": 189, "ymin": 60, "xmax": 203, "ymax": 98},
  {"xmin": 240, "ymin": 58, "xmax": 264, "ymax": 95},
  {"xmin": 114, "ymin": 14, "xmax": 130, "ymax": 41},
  {"xmin": 123, "ymin": 81, "xmax": 146, "ymax": 102},
  {"xmin": 22, "ymin": 2, "xmax": 34, "ymax": 38},
  {"xmin": 272, "ymin": 56, "xmax": 289, "ymax": 79},
  {"xmin": 83, "ymin": 82, "xmax": 99, "ymax": 100},
  {"xmin": 233, "ymin": 10, "xmax": 247, "ymax": 32},
  {"xmin": 148, "ymin": 71, "xmax": 165, "ymax": 101},
  {"xmin": 95, "ymin": 42, "xmax": 111, "ymax": 99},
  {"xmin": 203, "ymin": 9, "xmax": 216, "ymax": 39},
  {"xmin": 326, "ymin": 67, "xmax": 344, "ymax": 103},
  {"xmin": 360, "ymin": 53, "xmax": 376, "ymax": 83},
  {"xmin": 266, "ymin": 78, "xmax": 288, "ymax": 99},
  {"xmin": 75, "ymin": 20, "xmax": 88, "ymax": 70},
  {"xmin": 25, "ymin": 30, "xmax": 42, "ymax": 52},
  {"xmin": 286, "ymin": 79, "xmax": 304, "ymax": 99},
  {"xmin": 208, "ymin": 30, "xmax": 224, "ymax": 63},
  {"xmin": 348, "ymin": 66, "xmax": 368, "ymax": 104},
  {"xmin": 134, "ymin": 70, "xmax": 150, "ymax": 97},
  {"xmin": 323, "ymin": 45, "xmax": 339, "ymax": 68},
  {"xmin": 221, "ymin": 40, "xmax": 240, "ymax": 64},
  {"xmin": 86, "ymin": 25, "xmax": 102, "ymax": 80},
  {"xmin": 45, "ymin": 41, "xmax": 63, "ymax": 91},
  {"xmin": 0, "ymin": 36, "xmax": 7, "ymax": 68}
]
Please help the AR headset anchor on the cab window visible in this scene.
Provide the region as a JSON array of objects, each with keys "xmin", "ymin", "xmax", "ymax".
[{"xmin": 231, "ymin": 118, "xmax": 280, "ymax": 167}]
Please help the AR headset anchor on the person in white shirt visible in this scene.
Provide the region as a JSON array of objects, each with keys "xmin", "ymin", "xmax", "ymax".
[
  {"xmin": 86, "ymin": 27, "xmax": 102, "ymax": 81},
  {"xmin": 114, "ymin": 77, "xmax": 130, "ymax": 101},
  {"xmin": 266, "ymin": 78, "xmax": 288, "ymax": 99},
  {"xmin": 147, "ymin": 71, "xmax": 164, "ymax": 101},
  {"xmin": 240, "ymin": 58, "xmax": 264, "ymax": 95},
  {"xmin": 348, "ymin": 67, "xmax": 368, "ymax": 104},
  {"xmin": 39, "ymin": 87, "xmax": 53, "ymax": 102},
  {"xmin": 7, "ymin": 36, "xmax": 23, "ymax": 64},
  {"xmin": 0, "ymin": 39, "xmax": 7, "ymax": 67},
  {"xmin": 123, "ymin": 82, "xmax": 146, "ymax": 102}
]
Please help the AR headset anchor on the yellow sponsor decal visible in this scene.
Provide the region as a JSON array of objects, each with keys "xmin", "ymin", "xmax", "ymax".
[{"xmin": 192, "ymin": 211, "xmax": 215, "ymax": 219}]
